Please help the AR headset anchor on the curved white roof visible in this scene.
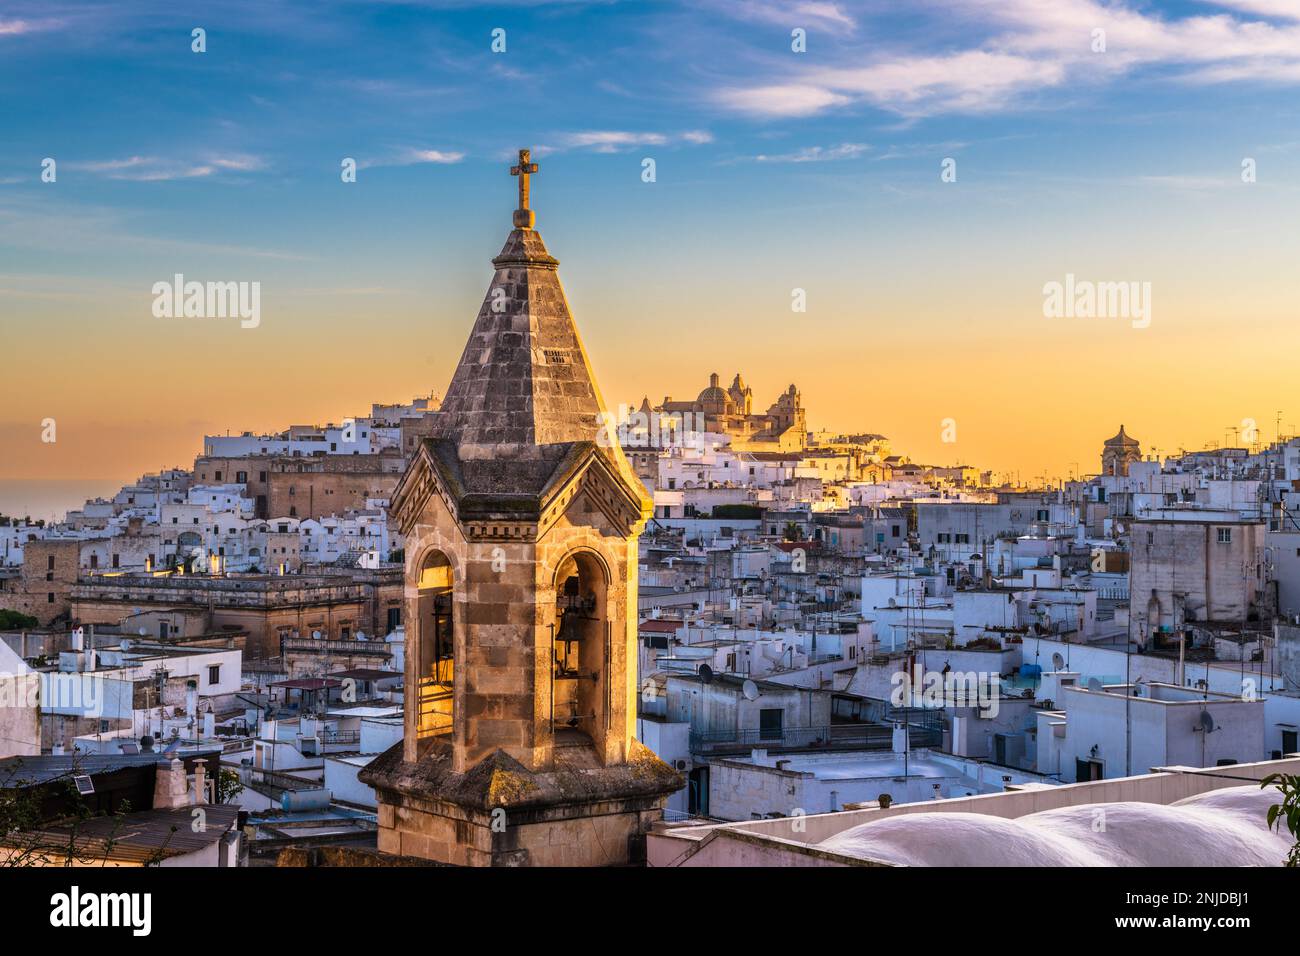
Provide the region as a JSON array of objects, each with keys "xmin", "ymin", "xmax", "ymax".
[{"xmin": 818, "ymin": 785, "xmax": 1291, "ymax": 867}]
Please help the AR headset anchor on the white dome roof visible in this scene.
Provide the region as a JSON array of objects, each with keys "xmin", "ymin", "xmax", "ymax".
[{"xmin": 818, "ymin": 785, "xmax": 1291, "ymax": 867}]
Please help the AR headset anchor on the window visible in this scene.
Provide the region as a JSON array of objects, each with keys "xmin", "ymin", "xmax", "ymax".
[
  {"xmin": 236, "ymin": 471, "xmax": 247, "ymax": 483},
  {"xmin": 47, "ymin": 593, "xmax": 55, "ymax": 603},
  {"xmin": 892, "ymin": 525, "xmax": 901, "ymax": 537},
  {"xmin": 1076, "ymin": 758, "xmax": 1103, "ymax": 782},
  {"xmin": 47, "ymin": 555, "xmax": 55, "ymax": 571},
  {"xmin": 214, "ymin": 471, "xmax": 223, "ymax": 481},
  {"xmin": 1217, "ymin": 527, "xmax": 1232, "ymax": 543},
  {"xmin": 111, "ymin": 554, "xmax": 119, "ymax": 568},
  {"xmin": 259, "ymin": 471, "xmax": 267, "ymax": 482},
  {"xmin": 207, "ymin": 664, "xmax": 221, "ymax": 685}
]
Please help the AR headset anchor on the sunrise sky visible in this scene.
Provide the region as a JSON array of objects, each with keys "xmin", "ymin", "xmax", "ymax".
[{"xmin": 4, "ymin": 0, "xmax": 1300, "ymax": 514}]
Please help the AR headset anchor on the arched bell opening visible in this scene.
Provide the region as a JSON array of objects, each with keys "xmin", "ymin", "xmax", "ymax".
[
  {"xmin": 550, "ymin": 550, "xmax": 609, "ymax": 754},
  {"xmin": 416, "ymin": 550, "xmax": 455, "ymax": 739}
]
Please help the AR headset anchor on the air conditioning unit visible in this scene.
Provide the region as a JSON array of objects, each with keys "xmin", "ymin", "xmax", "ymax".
[
  {"xmin": 673, "ymin": 759, "xmax": 689, "ymax": 771},
  {"xmin": 300, "ymin": 736, "xmax": 320, "ymax": 756}
]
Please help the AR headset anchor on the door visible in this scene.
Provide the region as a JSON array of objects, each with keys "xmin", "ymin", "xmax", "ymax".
[
  {"xmin": 688, "ymin": 766, "xmax": 709, "ymax": 816},
  {"xmin": 759, "ymin": 708, "xmax": 784, "ymax": 742}
]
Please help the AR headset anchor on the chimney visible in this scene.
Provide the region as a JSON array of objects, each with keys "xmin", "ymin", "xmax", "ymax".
[
  {"xmin": 193, "ymin": 759, "xmax": 208, "ymax": 805},
  {"xmin": 153, "ymin": 758, "xmax": 189, "ymax": 809}
]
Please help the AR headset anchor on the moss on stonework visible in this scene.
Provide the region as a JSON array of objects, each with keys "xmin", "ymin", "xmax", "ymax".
[{"xmin": 488, "ymin": 768, "xmax": 539, "ymax": 806}]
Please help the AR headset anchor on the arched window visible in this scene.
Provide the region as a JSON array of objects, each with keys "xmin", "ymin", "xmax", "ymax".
[
  {"xmin": 416, "ymin": 550, "xmax": 454, "ymax": 738},
  {"xmin": 551, "ymin": 551, "xmax": 609, "ymax": 753}
]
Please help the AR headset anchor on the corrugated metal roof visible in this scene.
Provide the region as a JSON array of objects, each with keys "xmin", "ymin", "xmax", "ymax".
[{"xmin": 11, "ymin": 805, "xmax": 240, "ymax": 863}]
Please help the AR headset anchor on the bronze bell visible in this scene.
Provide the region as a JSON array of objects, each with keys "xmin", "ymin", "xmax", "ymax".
[{"xmin": 557, "ymin": 608, "xmax": 586, "ymax": 643}]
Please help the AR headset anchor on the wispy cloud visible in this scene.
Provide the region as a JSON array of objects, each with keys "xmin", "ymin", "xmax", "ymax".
[
  {"xmin": 717, "ymin": 84, "xmax": 851, "ymax": 118},
  {"xmin": 546, "ymin": 130, "xmax": 713, "ymax": 153},
  {"xmin": 64, "ymin": 154, "xmax": 267, "ymax": 181},
  {"xmin": 754, "ymin": 142, "xmax": 870, "ymax": 163},
  {"xmin": 0, "ymin": 17, "xmax": 63, "ymax": 37},
  {"xmin": 706, "ymin": 0, "xmax": 857, "ymax": 31},
  {"xmin": 1193, "ymin": 0, "xmax": 1300, "ymax": 21},
  {"xmin": 0, "ymin": 194, "xmax": 309, "ymax": 261},
  {"xmin": 357, "ymin": 148, "xmax": 465, "ymax": 170},
  {"xmin": 714, "ymin": 0, "xmax": 1300, "ymax": 118}
]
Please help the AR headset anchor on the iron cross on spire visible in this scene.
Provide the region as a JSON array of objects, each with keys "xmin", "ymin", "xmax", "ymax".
[{"xmin": 510, "ymin": 148, "xmax": 539, "ymax": 229}]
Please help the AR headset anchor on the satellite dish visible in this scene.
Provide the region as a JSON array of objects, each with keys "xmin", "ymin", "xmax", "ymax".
[
  {"xmin": 1052, "ymin": 653, "xmax": 1065, "ymax": 670},
  {"xmin": 1198, "ymin": 710, "xmax": 1216, "ymax": 734},
  {"xmin": 311, "ymin": 630, "xmax": 322, "ymax": 640},
  {"xmin": 742, "ymin": 679, "xmax": 759, "ymax": 701},
  {"xmin": 1086, "ymin": 677, "xmax": 1103, "ymax": 692},
  {"xmin": 698, "ymin": 663, "xmax": 714, "ymax": 684}
]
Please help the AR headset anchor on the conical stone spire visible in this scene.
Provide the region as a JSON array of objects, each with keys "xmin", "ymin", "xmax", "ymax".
[
  {"xmin": 428, "ymin": 149, "xmax": 639, "ymax": 502},
  {"xmin": 433, "ymin": 227, "xmax": 606, "ymax": 457}
]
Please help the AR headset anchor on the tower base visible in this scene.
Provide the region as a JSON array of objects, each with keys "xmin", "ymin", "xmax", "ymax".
[{"xmin": 361, "ymin": 737, "xmax": 683, "ymax": 867}]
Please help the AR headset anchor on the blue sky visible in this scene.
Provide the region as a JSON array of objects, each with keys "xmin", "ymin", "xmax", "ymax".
[{"xmin": 4, "ymin": 0, "xmax": 1300, "ymax": 497}]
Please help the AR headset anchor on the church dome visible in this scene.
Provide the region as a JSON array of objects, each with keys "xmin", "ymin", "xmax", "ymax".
[
  {"xmin": 696, "ymin": 372, "xmax": 731, "ymax": 409},
  {"xmin": 1105, "ymin": 424, "xmax": 1139, "ymax": 447}
]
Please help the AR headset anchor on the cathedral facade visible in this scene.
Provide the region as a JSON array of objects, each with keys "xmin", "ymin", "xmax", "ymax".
[{"xmin": 654, "ymin": 372, "xmax": 807, "ymax": 451}]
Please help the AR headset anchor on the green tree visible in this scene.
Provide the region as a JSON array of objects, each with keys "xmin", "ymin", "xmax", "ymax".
[
  {"xmin": 1261, "ymin": 773, "xmax": 1300, "ymax": 867},
  {"xmin": 215, "ymin": 768, "xmax": 244, "ymax": 805},
  {"xmin": 0, "ymin": 610, "xmax": 39, "ymax": 630}
]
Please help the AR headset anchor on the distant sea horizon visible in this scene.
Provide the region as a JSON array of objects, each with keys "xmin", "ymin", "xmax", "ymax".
[{"xmin": 0, "ymin": 479, "xmax": 128, "ymax": 524}]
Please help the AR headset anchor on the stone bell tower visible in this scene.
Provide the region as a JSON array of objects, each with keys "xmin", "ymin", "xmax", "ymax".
[{"xmin": 361, "ymin": 149, "xmax": 682, "ymax": 867}]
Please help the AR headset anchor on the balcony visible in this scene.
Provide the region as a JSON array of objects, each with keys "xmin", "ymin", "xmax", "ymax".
[{"xmin": 688, "ymin": 715, "xmax": 942, "ymax": 756}]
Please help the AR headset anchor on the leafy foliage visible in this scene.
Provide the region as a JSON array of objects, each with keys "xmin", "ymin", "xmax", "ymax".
[
  {"xmin": 1260, "ymin": 773, "xmax": 1300, "ymax": 867},
  {"xmin": 0, "ymin": 610, "xmax": 39, "ymax": 630}
]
